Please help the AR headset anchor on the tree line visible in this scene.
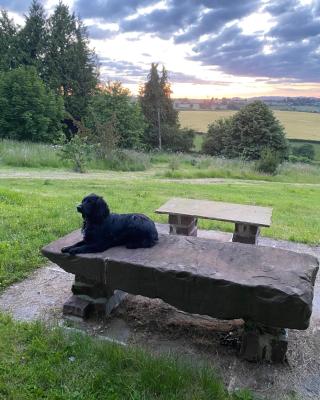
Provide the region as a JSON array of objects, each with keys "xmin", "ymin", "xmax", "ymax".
[{"xmin": 0, "ymin": 0, "xmax": 193, "ymax": 153}]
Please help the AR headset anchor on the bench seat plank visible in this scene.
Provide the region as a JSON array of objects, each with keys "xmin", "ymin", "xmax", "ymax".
[
  {"xmin": 42, "ymin": 230, "xmax": 318, "ymax": 330},
  {"xmin": 156, "ymin": 198, "xmax": 272, "ymax": 227}
]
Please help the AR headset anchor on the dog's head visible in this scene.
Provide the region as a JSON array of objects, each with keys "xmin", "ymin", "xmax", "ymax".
[{"xmin": 77, "ymin": 194, "xmax": 110, "ymax": 222}]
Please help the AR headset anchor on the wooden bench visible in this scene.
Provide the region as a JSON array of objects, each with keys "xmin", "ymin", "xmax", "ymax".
[
  {"xmin": 42, "ymin": 230, "xmax": 319, "ymax": 363},
  {"xmin": 156, "ymin": 198, "xmax": 273, "ymax": 244}
]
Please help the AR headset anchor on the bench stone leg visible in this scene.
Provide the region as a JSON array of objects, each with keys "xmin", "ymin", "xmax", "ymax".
[
  {"xmin": 168, "ymin": 214, "xmax": 198, "ymax": 236},
  {"xmin": 232, "ymin": 223, "xmax": 260, "ymax": 245},
  {"xmin": 63, "ymin": 274, "xmax": 127, "ymax": 319},
  {"xmin": 240, "ymin": 322, "xmax": 288, "ymax": 363}
]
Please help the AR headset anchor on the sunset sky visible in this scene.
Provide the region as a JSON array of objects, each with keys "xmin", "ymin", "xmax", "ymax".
[{"xmin": 2, "ymin": 0, "xmax": 320, "ymax": 98}]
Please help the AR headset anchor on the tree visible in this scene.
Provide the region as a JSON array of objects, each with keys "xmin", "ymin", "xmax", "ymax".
[
  {"xmin": 139, "ymin": 63, "xmax": 179, "ymax": 149},
  {"xmin": 0, "ymin": 10, "xmax": 19, "ymax": 71},
  {"xmin": 0, "ymin": 67, "xmax": 64, "ymax": 142},
  {"xmin": 18, "ymin": 0, "xmax": 47, "ymax": 78},
  {"xmin": 45, "ymin": 2, "xmax": 98, "ymax": 121},
  {"xmin": 85, "ymin": 82, "xmax": 145, "ymax": 149},
  {"xmin": 202, "ymin": 118, "xmax": 232, "ymax": 156},
  {"xmin": 202, "ymin": 101, "xmax": 289, "ymax": 161}
]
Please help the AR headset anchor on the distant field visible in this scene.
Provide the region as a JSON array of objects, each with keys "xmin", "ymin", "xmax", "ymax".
[{"xmin": 180, "ymin": 110, "xmax": 320, "ymax": 140}]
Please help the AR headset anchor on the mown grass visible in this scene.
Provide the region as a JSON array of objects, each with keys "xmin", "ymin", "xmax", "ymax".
[
  {"xmin": 0, "ymin": 314, "xmax": 252, "ymax": 400},
  {"xmin": 1, "ymin": 176, "xmax": 319, "ymax": 290},
  {"xmin": 179, "ymin": 110, "xmax": 320, "ymax": 140}
]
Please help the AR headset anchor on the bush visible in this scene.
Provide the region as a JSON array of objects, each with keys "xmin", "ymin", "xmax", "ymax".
[
  {"xmin": 289, "ymin": 154, "xmax": 312, "ymax": 164},
  {"xmin": 255, "ymin": 149, "xmax": 280, "ymax": 175},
  {"xmin": 58, "ymin": 133, "xmax": 94, "ymax": 173},
  {"xmin": 202, "ymin": 101, "xmax": 289, "ymax": 161},
  {"xmin": 98, "ymin": 149, "xmax": 150, "ymax": 171},
  {"xmin": 202, "ymin": 118, "xmax": 232, "ymax": 156},
  {"xmin": 161, "ymin": 126, "xmax": 195, "ymax": 152},
  {"xmin": 0, "ymin": 67, "xmax": 64, "ymax": 142},
  {"xmin": 85, "ymin": 82, "xmax": 146, "ymax": 149},
  {"xmin": 291, "ymin": 144, "xmax": 315, "ymax": 160}
]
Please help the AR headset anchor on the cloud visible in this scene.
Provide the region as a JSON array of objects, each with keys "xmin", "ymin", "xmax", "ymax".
[
  {"xmin": 99, "ymin": 58, "xmax": 149, "ymax": 80},
  {"xmin": 268, "ymin": 3, "xmax": 320, "ymax": 41},
  {"xmin": 119, "ymin": 0, "xmax": 261, "ymax": 42},
  {"xmin": 190, "ymin": 24, "xmax": 320, "ymax": 82},
  {"xmin": 169, "ymin": 71, "xmax": 231, "ymax": 85},
  {"xmin": 0, "ymin": 0, "xmax": 29, "ymax": 13},
  {"xmin": 74, "ymin": 0, "xmax": 159, "ymax": 21},
  {"xmin": 87, "ymin": 25, "xmax": 117, "ymax": 40}
]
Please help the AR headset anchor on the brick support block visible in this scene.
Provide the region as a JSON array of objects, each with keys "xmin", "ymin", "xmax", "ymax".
[
  {"xmin": 169, "ymin": 214, "xmax": 198, "ymax": 237},
  {"xmin": 240, "ymin": 322, "xmax": 288, "ymax": 363},
  {"xmin": 232, "ymin": 223, "xmax": 260, "ymax": 245}
]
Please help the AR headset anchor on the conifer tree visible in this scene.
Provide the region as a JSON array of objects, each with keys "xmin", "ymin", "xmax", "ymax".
[
  {"xmin": 18, "ymin": 0, "xmax": 47, "ymax": 77},
  {"xmin": 45, "ymin": 1, "xmax": 98, "ymax": 120},
  {"xmin": 0, "ymin": 10, "xmax": 19, "ymax": 71},
  {"xmin": 139, "ymin": 63, "xmax": 178, "ymax": 149}
]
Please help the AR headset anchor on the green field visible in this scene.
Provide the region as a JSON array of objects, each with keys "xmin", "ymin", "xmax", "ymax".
[{"xmin": 180, "ymin": 110, "xmax": 320, "ymax": 140}]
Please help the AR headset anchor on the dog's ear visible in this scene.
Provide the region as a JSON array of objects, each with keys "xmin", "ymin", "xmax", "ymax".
[{"xmin": 95, "ymin": 197, "xmax": 110, "ymax": 219}]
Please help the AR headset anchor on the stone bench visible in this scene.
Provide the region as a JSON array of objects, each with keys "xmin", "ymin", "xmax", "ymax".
[
  {"xmin": 42, "ymin": 230, "xmax": 319, "ymax": 362},
  {"xmin": 156, "ymin": 198, "xmax": 273, "ymax": 244}
]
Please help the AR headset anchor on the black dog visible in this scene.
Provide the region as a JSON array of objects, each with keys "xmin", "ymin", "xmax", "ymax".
[{"xmin": 61, "ymin": 194, "xmax": 158, "ymax": 255}]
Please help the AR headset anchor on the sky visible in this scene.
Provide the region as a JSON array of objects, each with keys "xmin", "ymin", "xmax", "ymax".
[{"xmin": 2, "ymin": 0, "xmax": 320, "ymax": 98}]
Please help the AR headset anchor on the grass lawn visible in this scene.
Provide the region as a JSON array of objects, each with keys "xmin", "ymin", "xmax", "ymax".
[
  {"xmin": 0, "ymin": 169, "xmax": 319, "ymax": 400},
  {"xmin": 0, "ymin": 314, "xmax": 252, "ymax": 400},
  {"xmin": 180, "ymin": 110, "xmax": 320, "ymax": 140},
  {"xmin": 1, "ymin": 174, "xmax": 319, "ymax": 290}
]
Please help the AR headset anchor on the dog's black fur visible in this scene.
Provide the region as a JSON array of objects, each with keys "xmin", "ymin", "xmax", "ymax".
[{"xmin": 61, "ymin": 193, "xmax": 158, "ymax": 255}]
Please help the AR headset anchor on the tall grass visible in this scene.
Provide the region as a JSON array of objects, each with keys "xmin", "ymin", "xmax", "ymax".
[
  {"xmin": 0, "ymin": 139, "xmax": 67, "ymax": 168},
  {"xmin": 0, "ymin": 140, "xmax": 150, "ymax": 171},
  {"xmin": 161, "ymin": 153, "xmax": 320, "ymax": 184}
]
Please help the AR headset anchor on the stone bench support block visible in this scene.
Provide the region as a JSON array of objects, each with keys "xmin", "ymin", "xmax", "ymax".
[
  {"xmin": 42, "ymin": 230, "xmax": 319, "ymax": 330},
  {"xmin": 240, "ymin": 322, "xmax": 288, "ymax": 363},
  {"xmin": 168, "ymin": 214, "xmax": 198, "ymax": 236},
  {"xmin": 232, "ymin": 223, "xmax": 260, "ymax": 245}
]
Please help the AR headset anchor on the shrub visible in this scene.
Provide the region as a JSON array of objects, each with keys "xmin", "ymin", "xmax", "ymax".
[
  {"xmin": 202, "ymin": 118, "xmax": 232, "ymax": 156},
  {"xmin": 85, "ymin": 82, "xmax": 146, "ymax": 149},
  {"xmin": 202, "ymin": 101, "xmax": 289, "ymax": 161},
  {"xmin": 291, "ymin": 144, "xmax": 315, "ymax": 160},
  {"xmin": 58, "ymin": 133, "xmax": 94, "ymax": 173},
  {"xmin": 0, "ymin": 67, "xmax": 64, "ymax": 142},
  {"xmin": 255, "ymin": 149, "xmax": 280, "ymax": 175}
]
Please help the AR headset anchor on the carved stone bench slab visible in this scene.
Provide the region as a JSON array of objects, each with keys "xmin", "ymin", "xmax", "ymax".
[{"xmin": 42, "ymin": 230, "xmax": 319, "ymax": 362}]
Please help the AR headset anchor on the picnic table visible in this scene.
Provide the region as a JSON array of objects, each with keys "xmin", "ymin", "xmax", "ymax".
[{"xmin": 156, "ymin": 197, "xmax": 273, "ymax": 244}]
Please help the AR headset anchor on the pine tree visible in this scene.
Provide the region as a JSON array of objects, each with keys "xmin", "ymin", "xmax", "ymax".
[
  {"xmin": 139, "ymin": 63, "xmax": 178, "ymax": 149},
  {"xmin": 0, "ymin": 10, "xmax": 19, "ymax": 71},
  {"xmin": 45, "ymin": 1, "xmax": 98, "ymax": 121},
  {"xmin": 18, "ymin": 0, "xmax": 47, "ymax": 78}
]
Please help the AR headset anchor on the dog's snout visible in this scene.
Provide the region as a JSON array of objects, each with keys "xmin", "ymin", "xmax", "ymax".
[{"xmin": 77, "ymin": 204, "xmax": 82, "ymax": 212}]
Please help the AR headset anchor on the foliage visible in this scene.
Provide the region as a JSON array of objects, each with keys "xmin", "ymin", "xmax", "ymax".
[
  {"xmin": 255, "ymin": 148, "xmax": 280, "ymax": 175},
  {"xmin": 202, "ymin": 101, "xmax": 289, "ymax": 161},
  {"xmin": 45, "ymin": 3, "xmax": 98, "ymax": 120},
  {"xmin": 139, "ymin": 63, "xmax": 181, "ymax": 150},
  {"xmin": 58, "ymin": 121, "xmax": 94, "ymax": 172},
  {"xmin": 291, "ymin": 143, "xmax": 315, "ymax": 160},
  {"xmin": 0, "ymin": 67, "xmax": 64, "ymax": 142},
  {"xmin": 0, "ymin": 10, "xmax": 19, "ymax": 71},
  {"xmin": 86, "ymin": 82, "xmax": 145, "ymax": 149},
  {"xmin": 18, "ymin": 0, "xmax": 47, "ymax": 77},
  {"xmin": 202, "ymin": 118, "xmax": 232, "ymax": 156}
]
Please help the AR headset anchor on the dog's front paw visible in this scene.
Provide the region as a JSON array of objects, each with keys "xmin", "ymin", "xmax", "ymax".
[
  {"xmin": 68, "ymin": 248, "xmax": 79, "ymax": 255},
  {"xmin": 61, "ymin": 246, "xmax": 71, "ymax": 253}
]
